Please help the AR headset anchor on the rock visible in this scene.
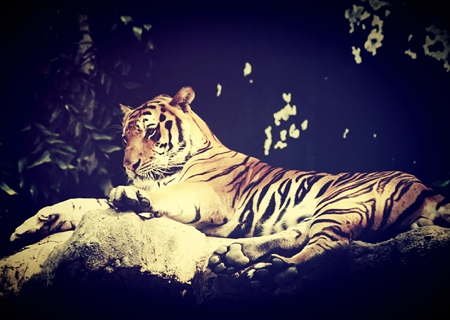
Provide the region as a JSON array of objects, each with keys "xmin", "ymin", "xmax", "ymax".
[
  {"xmin": 0, "ymin": 232, "xmax": 73, "ymax": 298},
  {"xmin": 1, "ymin": 208, "xmax": 450, "ymax": 318}
]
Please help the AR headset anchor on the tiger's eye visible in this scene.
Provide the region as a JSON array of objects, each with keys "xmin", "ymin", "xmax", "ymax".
[{"xmin": 145, "ymin": 128, "xmax": 157, "ymax": 139}]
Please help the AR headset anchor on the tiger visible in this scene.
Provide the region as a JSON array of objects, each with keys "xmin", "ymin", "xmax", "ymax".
[{"xmin": 10, "ymin": 86, "xmax": 450, "ymax": 287}]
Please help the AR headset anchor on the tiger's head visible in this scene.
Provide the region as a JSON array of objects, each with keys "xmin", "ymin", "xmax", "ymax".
[{"xmin": 120, "ymin": 86, "xmax": 217, "ymax": 188}]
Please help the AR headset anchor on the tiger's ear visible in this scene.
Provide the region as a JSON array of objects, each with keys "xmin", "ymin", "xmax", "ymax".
[
  {"xmin": 120, "ymin": 104, "xmax": 133, "ymax": 123},
  {"xmin": 120, "ymin": 104, "xmax": 132, "ymax": 114},
  {"xmin": 170, "ymin": 86, "xmax": 195, "ymax": 112}
]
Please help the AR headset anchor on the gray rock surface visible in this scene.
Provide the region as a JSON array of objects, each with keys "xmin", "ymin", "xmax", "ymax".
[{"xmin": 1, "ymin": 208, "xmax": 450, "ymax": 318}]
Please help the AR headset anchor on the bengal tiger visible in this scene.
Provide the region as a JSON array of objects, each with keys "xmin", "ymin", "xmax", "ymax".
[{"xmin": 10, "ymin": 86, "xmax": 450, "ymax": 287}]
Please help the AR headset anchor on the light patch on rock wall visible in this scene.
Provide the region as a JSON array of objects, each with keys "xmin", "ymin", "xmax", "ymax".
[
  {"xmin": 345, "ymin": 5, "xmax": 371, "ymax": 34},
  {"xmin": 405, "ymin": 34, "xmax": 417, "ymax": 59},
  {"xmin": 405, "ymin": 49, "xmax": 417, "ymax": 59},
  {"xmin": 289, "ymin": 123, "xmax": 300, "ymax": 139},
  {"xmin": 263, "ymin": 126, "xmax": 272, "ymax": 156},
  {"xmin": 301, "ymin": 119, "xmax": 308, "ymax": 131},
  {"xmin": 364, "ymin": 0, "xmax": 390, "ymax": 11},
  {"xmin": 273, "ymin": 93, "xmax": 296, "ymax": 126},
  {"xmin": 346, "ymin": 2, "xmax": 449, "ymax": 72},
  {"xmin": 263, "ymin": 93, "xmax": 308, "ymax": 156},
  {"xmin": 364, "ymin": 15, "xmax": 384, "ymax": 56},
  {"xmin": 343, "ymin": 128, "xmax": 350, "ymax": 139},
  {"xmin": 243, "ymin": 62, "xmax": 254, "ymax": 83},
  {"xmin": 352, "ymin": 46, "xmax": 362, "ymax": 64},
  {"xmin": 346, "ymin": 1, "xmax": 390, "ymax": 63},
  {"xmin": 423, "ymin": 25, "xmax": 450, "ymax": 72}
]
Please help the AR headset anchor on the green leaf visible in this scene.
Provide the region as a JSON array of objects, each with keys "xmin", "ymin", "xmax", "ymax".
[
  {"xmin": 0, "ymin": 181, "xmax": 18, "ymax": 195},
  {"xmin": 114, "ymin": 60, "xmax": 122, "ymax": 69},
  {"xmin": 145, "ymin": 39, "xmax": 154, "ymax": 52},
  {"xmin": 54, "ymin": 158, "xmax": 76, "ymax": 170},
  {"xmin": 30, "ymin": 141, "xmax": 45, "ymax": 156},
  {"xmin": 19, "ymin": 124, "xmax": 32, "ymax": 132},
  {"xmin": 143, "ymin": 24, "xmax": 152, "ymax": 31},
  {"xmin": 49, "ymin": 108, "xmax": 62, "ymax": 123},
  {"xmin": 83, "ymin": 123, "xmax": 97, "ymax": 130},
  {"xmin": 75, "ymin": 121, "xmax": 83, "ymax": 138},
  {"xmin": 433, "ymin": 180, "xmax": 450, "ymax": 188},
  {"xmin": 122, "ymin": 61, "xmax": 131, "ymax": 76},
  {"xmin": 120, "ymin": 16, "xmax": 133, "ymax": 25},
  {"xmin": 122, "ymin": 81, "xmax": 142, "ymax": 89},
  {"xmin": 18, "ymin": 158, "xmax": 27, "ymax": 174},
  {"xmin": 52, "ymin": 150, "xmax": 74, "ymax": 158},
  {"xmin": 34, "ymin": 122, "xmax": 57, "ymax": 137},
  {"xmin": 100, "ymin": 71, "xmax": 106, "ymax": 85},
  {"xmin": 92, "ymin": 132, "xmax": 113, "ymax": 140},
  {"xmin": 133, "ymin": 26, "xmax": 142, "ymax": 41},
  {"xmin": 19, "ymin": 176, "xmax": 25, "ymax": 189},
  {"xmin": 65, "ymin": 104, "xmax": 80, "ymax": 114},
  {"xmin": 45, "ymin": 137, "xmax": 66, "ymax": 144},
  {"xmin": 98, "ymin": 143, "xmax": 121, "ymax": 153},
  {"xmin": 71, "ymin": 170, "xmax": 80, "ymax": 185},
  {"xmin": 105, "ymin": 75, "xmax": 112, "ymax": 94},
  {"xmin": 58, "ymin": 144, "xmax": 77, "ymax": 153},
  {"xmin": 27, "ymin": 150, "xmax": 51, "ymax": 169},
  {"xmin": 30, "ymin": 183, "xmax": 38, "ymax": 202}
]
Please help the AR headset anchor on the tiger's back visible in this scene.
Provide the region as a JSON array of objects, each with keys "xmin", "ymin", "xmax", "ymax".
[{"xmin": 176, "ymin": 149, "xmax": 442, "ymax": 243}]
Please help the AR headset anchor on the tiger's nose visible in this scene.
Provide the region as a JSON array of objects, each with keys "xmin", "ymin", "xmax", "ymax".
[{"xmin": 124, "ymin": 159, "xmax": 141, "ymax": 172}]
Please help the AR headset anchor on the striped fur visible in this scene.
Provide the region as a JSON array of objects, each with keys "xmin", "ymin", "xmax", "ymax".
[{"xmin": 111, "ymin": 86, "xmax": 450, "ymax": 271}]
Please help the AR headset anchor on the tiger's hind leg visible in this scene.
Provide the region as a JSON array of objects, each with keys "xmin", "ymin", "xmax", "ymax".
[
  {"xmin": 208, "ymin": 223, "xmax": 310, "ymax": 276},
  {"xmin": 245, "ymin": 215, "xmax": 356, "ymax": 288},
  {"xmin": 409, "ymin": 194, "xmax": 450, "ymax": 229},
  {"xmin": 245, "ymin": 235, "xmax": 350, "ymax": 288}
]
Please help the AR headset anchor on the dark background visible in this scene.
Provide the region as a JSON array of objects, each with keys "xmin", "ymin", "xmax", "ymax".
[
  {"xmin": 1, "ymin": 0, "xmax": 449, "ymax": 249},
  {"xmin": 119, "ymin": 0, "xmax": 449, "ymax": 179}
]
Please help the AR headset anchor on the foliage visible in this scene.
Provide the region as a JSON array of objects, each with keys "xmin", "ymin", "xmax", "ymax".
[{"xmin": 1, "ymin": 10, "xmax": 153, "ymax": 207}]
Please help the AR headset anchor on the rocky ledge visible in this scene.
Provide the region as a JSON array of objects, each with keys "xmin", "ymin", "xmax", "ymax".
[{"xmin": 1, "ymin": 208, "xmax": 449, "ymax": 319}]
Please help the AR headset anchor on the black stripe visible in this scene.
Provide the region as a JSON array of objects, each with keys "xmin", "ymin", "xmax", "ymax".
[
  {"xmin": 188, "ymin": 206, "xmax": 201, "ymax": 224},
  {"xmin": 315, "ymin": 180, "xmax": 333, "ymax": 198},
  {"xmin": 175, "ymin": 117, "xmax": 183, "ymax": 143},
  {"xmin": 165, "ymin": 120, "xmax": 173, "ymax": 151},
  {"xmin": 228, "ymin": 209, "xmax": 255, "ymax": 238},
  {"xmin": 311, "ymin": 224, "xmax": 350, "ymax": 242},
  {"xmin": 201, "ymin": 157, "xmax": 251, "ymax": 183},
  {"xmin": 226, "ymin": 157, "xmax": 252, "ymax": 187},
  {"xmin": 360, "ymin": 199, "xmax": 376, "ymax": 237},
  {"xmin": 294, "ymin": 174, "xmax": 322, "ymax": 206},
  {"xmin": 381, "ymin": 188, "xmax": 438, "ymax": 240},
  {"xmin": 379, "ymin": 181, "xmax": 413, "ymax": 230},
  {"xmin": 262, "ymin": 179, "xmax": 293, "ymax": 227},
  {"xmin": 240, "ymin": 164, "xmax": 279, "ymax": 196},
  {"xmin": 257, "ymin": 193, "xmax": 277, "ymax": 228},
  {"xmin": 274, "ymin": 198, "xmax": 291, "ymax": 225}
]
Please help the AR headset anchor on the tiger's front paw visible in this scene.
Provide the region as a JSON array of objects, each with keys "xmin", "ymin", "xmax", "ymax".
[
  {"xmin": 10, "ymin": 201, "xmax": 81, "ymax": 242},
  {"xmin": 109, "ymin": 186, "xmax": 159, "ymax": 219}
]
